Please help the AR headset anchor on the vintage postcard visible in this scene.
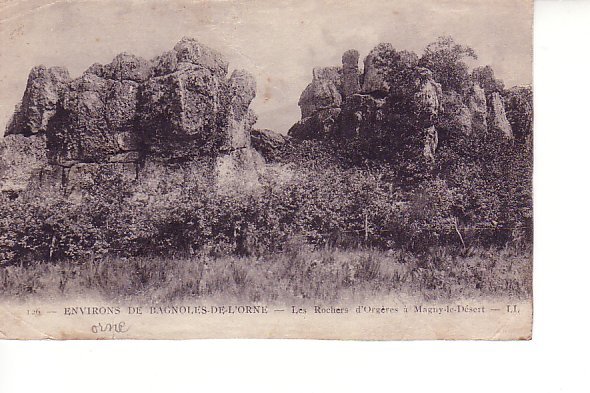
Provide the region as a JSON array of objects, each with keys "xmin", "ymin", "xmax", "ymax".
[{"xmin": 0, "ymin": 0, "xmax": 533, "ymax": 340}]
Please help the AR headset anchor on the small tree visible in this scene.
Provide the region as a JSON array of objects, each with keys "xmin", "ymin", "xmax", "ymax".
[
  {"xmin": 420, "ymin": 36, "xmax": 478, "ymax": 93},
  {"xmin": 472, "ymin": 65, "xmax": 505, "ymax": 93}
]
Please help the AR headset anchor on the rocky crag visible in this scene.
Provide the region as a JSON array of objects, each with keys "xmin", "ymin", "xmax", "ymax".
[
  {"xmin": 0, "ymin": 38, "xmax": 534, "ymax": 268},
  {"xmin": 288, "ymin": 43, "xmax": 525, "ymax": 162},
  {"xmin": 1, "ymin": 39, "xmax": 532, "ymax": 198},
  {"xmin": 1, "ymin": 37, "xmax": 263, "ymax": 197}
]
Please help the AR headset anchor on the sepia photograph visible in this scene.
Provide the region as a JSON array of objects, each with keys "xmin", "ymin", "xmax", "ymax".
[{"xmin": 0, "ymin": 0, "xmax": 532, "ymax": 339}]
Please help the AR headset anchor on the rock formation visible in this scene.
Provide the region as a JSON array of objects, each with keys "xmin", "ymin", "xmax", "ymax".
[
  {"xmin": 488, "ymin": 92, "xmax": 513, "ymax": 139},
  {"xmin": 289, "ymin": 44, "xmax": 444, "ymax": 161},
  {"xmin": 468, "ymin": 83, "xmax": 488, "ymax": 134},
  {"xmin": 414, "ymin": 68, "xmax": 443, "ymax": 161},
  {"xmin": 361, "ymin": 43, "xmax": 394, "ymax": 95},
  {"xmin": 1, "ymin": 37, "xmax": 263, "ymax": 196},
  {"xmin": 250, "ymin": 129, "xmax": 290, "ymax": 160},
  {"xmin": 0, "ymin": 134, "xmax": 48, "ymax": 193},
  {"xmin": 298, "ymin": 67, "xmax": 343, "ymax": 119},
  {"xmin": 341, "ymin": 50, "xmax": 361, "ymax": 98},
  {"xmin": 288, "ymin": 43, "xmax": 518, "ymax": 161},
  {"xmin": 0, "ymin": 39, "xmax": 530, "ymax": 198},
  {"xmin": 6, "ymin": 66, "xmax": 71, "ymax": 136}
]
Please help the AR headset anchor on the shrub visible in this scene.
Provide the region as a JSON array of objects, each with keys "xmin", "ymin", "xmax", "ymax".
[{"xmin": 419, "ymin": 36, "xmax": 478, "ymax": 93}]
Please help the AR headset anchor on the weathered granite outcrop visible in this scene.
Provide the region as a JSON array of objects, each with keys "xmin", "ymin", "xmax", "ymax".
[
  {"xmin": 1, "ymin": 37, "xmax": 263, "ymax": 196},
  {"xmin": 488, "ymin": 92, "xmax": 513, "ymax": 139},
  {"xmin": 250, "ymin": 129, "xmax": 291, "ymax": 159},
  {"xmin": 153, "ymin": 37, "xmax": 229, "ymax": 78},
  {"xmin": 1, "ymin": 39, "xmax": 529, "ymax": 198},
  {"xmin": 342, "ymin": 50, "xmax": 361, "ymax": 98},
  {"xmin": 6, "ymin": 66, "xmax": 71, "ymax": 136},
  {"xmin": 138, "ymin": 61, "xmax": 254, "ymax": 159},
  {"xmin": 298, "ymin": 67, "xmax": 343, "ymax": 119},
  {"xmin": 468, "ymin": 83, "xmax": 488, "ymax": 134},
  {"xmin": 289, "ymin": 107, "xmax": 342, "ymax": 140},
  {"xmin": 288, "ymin": 43, "xmax": 518, "ymax": 161},
  {"xmin": 289, "ymin": 44, "xmax": 443, "ymax": 161},
  {"xmin": 46, "ymin": 72, "xmax": 141, "ymax": 163},
  {"xmin": 0, "ymin": 134, "xmax": 48, "ymax": 193},
  {"xmin": 361, "ymin": 43, "xmax": 394, "ymax": 95}
]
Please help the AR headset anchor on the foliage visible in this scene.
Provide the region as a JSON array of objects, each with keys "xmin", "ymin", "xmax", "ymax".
[
  {"xmin": 419, "ymin": 35, "xmax": 478, "ymax": 93},
  {"xmin": 504, "ymin": 85, "xmax": 533, "ymax": 140},
  {"xmin": 0, "ymin": 246, "xmax": 532, "ymax": 302},
  {"xmin": 0, "ymin": 36, "xmax": 532, "ymax": 294},
  {"xmin": 435, "ymin": 125, "xmax": 533, "ymax": 246},
  {"xmin": 472, "ymin": 65, "xmax": 505, "ymax": 94},
  {"xmin": 0, "ymin": 129, "xmax": 532, "ymax": 266}
]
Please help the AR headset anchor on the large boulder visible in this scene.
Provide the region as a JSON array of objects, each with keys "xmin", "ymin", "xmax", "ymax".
[
  {"xmin": 298, "ymin": 80, "xmax": 342, "ymax": 118},
  {"xmin": 1, "ymin": 37, "xmax": 261, "ymax": 196},
  {"xmin": 298, "ymin": 68, "xmax": 343, "ymax": 119},
  {"xmin": 250, "ymin": 129, "xmax": 290, "ymax": 159},
  {"xmin": 361, "ymin": 43, "xmax": 394, "ymax": 95},
  {"xmin": 224, "ymin": 69, "xmax": 257, "ymax": 151},
  {"xmin": 341, "ymin": 50, "xmax": 360, "ymax": 98},
  {"xmin": 5, "ymin": 66, "xmax": 71, "ymax": 136},
  {"xmin": 468, "ymin": 83, "xmax": 488, "ymax": 133},
  {"xmin": 138, "ymin": 67, "xmax": 225, "ymax": 158},
  {"xmin": 138, "ymin": 64, "xmax": 256, "ymax": 159},
  {"xmin": 174, "ymin": 37, "xmax": 229, "ymax": 77},
  {"xmin": 488, "ymin": 92, "xmax": 513, "ymax": 139},
  {"xmin": 151, "ymin": 37, "xmax": 228, "ymax": 78},
  {"xmin": 47, "ymin": 73, "xmax": 141, "ymax": 163},
  {"xmin": 0, "ymin": 134, "xmax": 48, "ymax": 193},
  {"xmin": 288, "ymin": 108, "xmax": 341, "ymax": 140},
  {"xmin": 86, "ymin": 53, "xmax": 152, "ymax": 83}
]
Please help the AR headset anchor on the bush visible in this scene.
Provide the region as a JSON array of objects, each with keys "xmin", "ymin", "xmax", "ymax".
[
  {"xmin": 419, "ymin": 36, "xmax": 478, "ymax": 93},
  {"xmin": 0, "ymin": 34, "xmax": 534, "ymax": 267},
  {"xmin": 0, "ymin": 140, "xmax": 532, "ymax": 265}
]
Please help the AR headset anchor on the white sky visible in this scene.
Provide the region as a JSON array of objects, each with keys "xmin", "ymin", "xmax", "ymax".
[{"xmin": 0, "ymin": 0, "xmax": 532, "ymax": 135}]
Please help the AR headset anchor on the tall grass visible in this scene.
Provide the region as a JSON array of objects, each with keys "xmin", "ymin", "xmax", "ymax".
[{"xmin": 0, "ymin": 243, "xmax": 532, "ymax": 303}]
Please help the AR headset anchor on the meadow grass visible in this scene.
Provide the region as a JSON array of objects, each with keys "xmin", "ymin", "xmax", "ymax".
[{"xmin": 0, "ymin": 244, "xmax": 531, "ymax": 303}]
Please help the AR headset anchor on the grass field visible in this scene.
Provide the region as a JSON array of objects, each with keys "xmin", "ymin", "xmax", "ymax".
[{"xmin": 0, "ymin": 243, "xmax": 532, "ymax": 303}]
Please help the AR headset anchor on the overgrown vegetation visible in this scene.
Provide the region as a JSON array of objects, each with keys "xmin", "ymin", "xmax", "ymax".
[
  {"xmin": 0, "ymin": 141, "xmax": 531, "ymax": 265},
  {"xmin": 0, "ymin": 244, "xmax": 531, "ymax": 302},
  {"xmin": 0, "ymin": 141, "xmax": 532, "ymax": 301},
  {"xmin": 0, "ymin": 36, "xmax": 532, "ymax": 301}
]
